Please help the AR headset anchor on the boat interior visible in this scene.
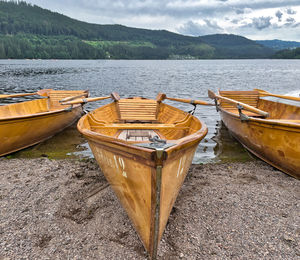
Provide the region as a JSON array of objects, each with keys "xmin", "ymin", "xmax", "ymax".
[
  {"xmin": 83, "ymin": 94, "xmax": 202, "ymax": 142},
  {"xmin": 219, "ymin": 90, "xmax": 300, "ymax": 121},
  {"xmin": 0, "ymin": 90, "xmax": 87, "ymax": 119}
]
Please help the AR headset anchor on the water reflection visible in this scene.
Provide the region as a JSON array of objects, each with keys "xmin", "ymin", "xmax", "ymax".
[
  {"xmin": 211, "ymin": 121, "xmax": 254, "ymax": 163},
  {"xmin": 7, "ymin": 124, "xmax": 88, "ymax": 159},
  {"xmin": 9, "ymin": 119, "xmax": 254, "ymax": 164}
]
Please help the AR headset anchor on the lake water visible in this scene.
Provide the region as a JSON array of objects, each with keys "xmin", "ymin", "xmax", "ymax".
[{"xmin": 1, "ymin": 59, "xmax": 300, "ymax": 163}]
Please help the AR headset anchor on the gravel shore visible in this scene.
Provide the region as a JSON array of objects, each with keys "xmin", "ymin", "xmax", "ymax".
[{"xmin": 0, "ymin": 158, "xmax": 299, "ymax": 259}]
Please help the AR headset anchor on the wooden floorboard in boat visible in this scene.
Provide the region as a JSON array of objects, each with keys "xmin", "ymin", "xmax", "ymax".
[{"xmin": 117, "ymin": 129, "xmax": 158, "ymax": 141}]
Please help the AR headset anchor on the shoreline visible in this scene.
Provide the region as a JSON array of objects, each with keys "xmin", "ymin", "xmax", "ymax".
[{"xmin": 0, "ymin": 158, "xmax": 299, "ymax": 259}]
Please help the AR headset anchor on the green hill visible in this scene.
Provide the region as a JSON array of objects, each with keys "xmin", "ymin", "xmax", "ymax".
[{"xmin": 0, "ymin": 1, "xmax": 274, "ymax": 59}]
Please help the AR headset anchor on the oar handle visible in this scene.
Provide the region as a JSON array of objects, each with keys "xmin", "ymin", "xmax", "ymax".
[
  {"xmin": 0, "ymin": 93, "xmax": 36, "ymax": 99},
  {"xmin": 61, "ymin": 96, "xmax": 111, "ymax": 105},
  {"xmin": 208, "ymin": 90, "xmax": 269, "ymax": 117},
  {"xmin": 0, "ymin": 89, "xmax": 52, "ymax": 99},
  {"xmin": 166, "ymin": 96, "xmax": 214, "ymax": 106},
  {"xmin": 254, "ymin": 89, "xmax": 300, "ymax": 102},
  {"xmin": 59, "ymin": 92, "xmax": 89, "ymax": 103},
  {"xmin": 156, "ymin": 93, "xmax": 213, "ymax": 106}
]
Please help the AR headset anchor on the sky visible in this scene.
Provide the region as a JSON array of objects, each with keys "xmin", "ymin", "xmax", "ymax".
[{"xmin": 25, "ymin": 0, "xmax": 300, "ymax": 41}]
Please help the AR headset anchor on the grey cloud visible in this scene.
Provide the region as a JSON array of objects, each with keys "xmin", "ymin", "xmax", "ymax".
[
  {"xmin": 246, "ymin": 16, "xmax": 272, "ymax": 30},
  {"xmin": 177, "ymin": 20, "xmax": 224, "ymax": 36},
  {"xmin": 26, "ymin": 0, "xmax": 300, "ymax": 21},
  {"xmin": 24, "ymin": 0, "xmax": 300, "ymax": 40},
  {"xmin": 275, "ymin": 10, "xmax": 283, "ymax": 22},
  {"xmin": 231, "ymin": 19, "xmax": 242, "ymax": 24},
  {"xmin": 286, "ymin": 8, "xmax": 297, "ymax": 14},
  {"xmin": 235, "ymin": 9, "xmax": 245, "ymax": 15},
  {"xmin": 292, "ymin": 22, "xmax": 300, "ymax": 28},
  {"xmin": 286, "ymin": 17, "xmax": 295, "ymax": 23}
]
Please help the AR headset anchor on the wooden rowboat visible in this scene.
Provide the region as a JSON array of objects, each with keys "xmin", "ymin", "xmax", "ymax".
[
  {"xmin": 0, "ymin": 90, "xmax": 88, "ymax": 156},
  {"xmin": 76, "ymin": 93, "xmax": 209, "ymax": 259},
  {"xmin": 208, "ymin": 89, "xmax": 300, "ymax": 179}
]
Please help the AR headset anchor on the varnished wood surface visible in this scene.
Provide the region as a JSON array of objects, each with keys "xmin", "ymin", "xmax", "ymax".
[
  {"xmin": 77, "ymin": 96, "xmax": 208, "ymax": 259},
  {"xmin": 0, "ymin": 90, "xmax": 87, "ymax": 156},
  {"xmin": 218, "ymin": 90, "xmax": 300, "ymax": 179}
]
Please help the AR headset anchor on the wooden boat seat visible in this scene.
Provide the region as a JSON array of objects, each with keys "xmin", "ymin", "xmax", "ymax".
[
  {"xmin": 219, "ymin": 90, "xmax": 259, "ymax": 109},
  {"xmin": 117, "ymin": 98, "xmax": 158, "ymax": 122}
]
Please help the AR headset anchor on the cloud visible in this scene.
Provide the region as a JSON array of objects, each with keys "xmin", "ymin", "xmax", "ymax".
[
  {"xmin": 275, "ymin": 10, "xmax": 283, "ymax": 21},
  {"xmin": 286, "ymin": 8, "xmax": 297, "ymax": 14},
  {"xmin": 292, "ymin": 22, "xmax": 300, "ymax": 28},
  {"xmin": 26, "ymin": 1, "xmax": 300, "ymax": 21},
  {"xmin": 286, "ymin": 17, "xmax": 295, "ymax": 23},
  {"xmin": 24, "ymin": 0, "xmax": 300, "ymax": 40},
  {"xmin": 177, "ymin": 20, "xmax": 224, "ymax": 36},
  {"xmin": 250, "ymin": 16, "xmax": 272, "ymax": 30},
  {"xmin": 231, "ymin": 19, "xmax": 241, "ymax": 24}
]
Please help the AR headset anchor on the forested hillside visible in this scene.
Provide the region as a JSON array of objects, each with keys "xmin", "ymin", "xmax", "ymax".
[
  {"xmin": 272, "ymin": 47, "xmax": 300, "ymax": 59},
  {"xmin": 0, "ymin": 1, "xmax": 274, "ymax": 59},
  {"xmin": 201, "ymin": 34, "xmax": 274, "ymax": 58}
]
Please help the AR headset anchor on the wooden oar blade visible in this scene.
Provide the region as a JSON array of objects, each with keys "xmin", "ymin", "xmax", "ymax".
[
  {"xmin": 193, "ymin": 100, "xmax": 214, "ymax": 106},
  {"xmin": 163, "ymin": 94, "xmax": 214, "ymax": 106},
  {"xmin": 254, "ymin": 88, "xmax": 300, "ymax": 101},
  {"xmin": 59, "ymin": 91, "xmax": 89, "ymax": 103},
  {"xmin": 61, "ymin": 95, "xmax": 111, "ymax": 105},
  {"xmin": 0, "ymin": 89, "xmax": 53, "ymax": 99},
  {"xmin": 0, "ymin": 92, "xmax": 36, "ymax": 99}
]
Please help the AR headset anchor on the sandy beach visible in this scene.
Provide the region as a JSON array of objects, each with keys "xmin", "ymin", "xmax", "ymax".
[{"xmin": 0, "ymin": 158, "xmax": 299, "ymax": 259}]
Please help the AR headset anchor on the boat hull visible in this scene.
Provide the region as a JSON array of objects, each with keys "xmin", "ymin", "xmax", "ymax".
[
  {"xmin": 82, "ymin": 133, "xmax": 202, "ymax": 257},
  {"xmin": 220, "ymin": 109, "xmax": 300, "ymax": 178},
  {"xmin": 77, "ymin": 97, "xmax": 208, "ymax": 258},
  {"xmin": 0, "ymin": 105, "xmax": 83, "ymax": 156}
]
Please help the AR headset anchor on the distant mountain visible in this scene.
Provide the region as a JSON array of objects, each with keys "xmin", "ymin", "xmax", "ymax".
[
  {"xmin": 0, "ymin": 1, "xmax": 274, "ymax": 59},
  {"xmin": 256, "ymin": 40, "xmax": 300, "ymax": 51}
]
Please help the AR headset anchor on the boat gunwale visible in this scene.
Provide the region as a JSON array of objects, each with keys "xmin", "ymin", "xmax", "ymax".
[{"xmin": 0, "ymin": 102, "xmax": 82, "ymax": 122}]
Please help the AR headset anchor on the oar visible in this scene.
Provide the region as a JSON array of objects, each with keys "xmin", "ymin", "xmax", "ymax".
[
  {"xmin": 0, "ymin": 89, "xmax": 52, "ymax": 99},
  {"xmin": 59, "ymin": 91, "xmax": 89, "ymax": 103},
  {"xmin": 61, "ymin": 95, "xmax": 112, "ymax": 105},
  {"xmin": 157, "ymin": 93, "xmax": 213, "ymax": 106},
  {"xmin": 254, "ymin": 88, "xmax": 300, "ymax": 102},
  {"xmin": 208, "ymin": 90, "xmax": 269, "ymax": 117}
]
